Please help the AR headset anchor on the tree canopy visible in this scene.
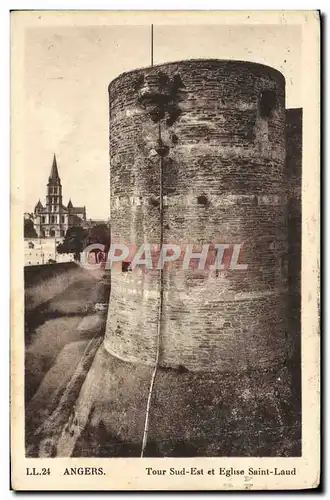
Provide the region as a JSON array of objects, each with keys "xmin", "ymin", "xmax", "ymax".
[
  {"xmin": 83, "ymin": 223, "xmax": 110, "ymax": 252},
  {"xmin": 57, "ymin": 224, "xmax": 110, "ymax": 261},
  {"xmin": 24, "ymin": 218, "xmax": 38, "ymax": 238},
  {"xmin": 57, "ymin": 226, "xmax": 86, "ymax": 260}
]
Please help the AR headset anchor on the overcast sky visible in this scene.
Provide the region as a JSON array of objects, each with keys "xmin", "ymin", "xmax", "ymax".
[{"xmin": 24, "ymin": 23, "xmax": 301, "ymax": 219}]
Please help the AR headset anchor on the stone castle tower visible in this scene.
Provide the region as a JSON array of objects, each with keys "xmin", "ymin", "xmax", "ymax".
[
  {"xmin": 33, "ymin": 61, "xmax": 301, "ymax": 458},
  {"xmin": 33, "ymin": 155, "xmax": 87, "ymax": 238},
  {"xmin": 105, "ymin": 59, "xmax": 288, "ymax": 372}
]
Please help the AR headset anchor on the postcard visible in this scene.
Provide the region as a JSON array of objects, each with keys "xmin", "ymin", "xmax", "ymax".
[{"xmin": 11, "ymin": 10, "xmax": 320, "ymax": 490}]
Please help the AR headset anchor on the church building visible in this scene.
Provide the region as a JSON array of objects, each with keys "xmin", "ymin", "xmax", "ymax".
[{"xmin": 34, "ymin": 154, "xmax": 86, "ymax": 238}]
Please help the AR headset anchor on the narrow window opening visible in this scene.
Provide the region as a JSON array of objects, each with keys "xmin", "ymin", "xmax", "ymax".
[
  {"xmin": 260, "ymin": 90, "xmax": 277, "ymax": 118},
  {"xmin": 171, "ymin": 133, "xmax": 178, "ymax": 145},
  {"xmin": 197, "ymin": 195, "xmax": 208, "ymax": 206}
]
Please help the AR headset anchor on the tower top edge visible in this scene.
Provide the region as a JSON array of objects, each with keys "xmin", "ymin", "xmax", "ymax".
[{"xmin": 108, "ymin": 58, "xmax": 285, "ymax": 91}]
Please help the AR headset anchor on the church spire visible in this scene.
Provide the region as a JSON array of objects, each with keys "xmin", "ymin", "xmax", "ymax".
[{"xmin": 49, "ymin": 154, "xmax": 60, "ymax": 182}]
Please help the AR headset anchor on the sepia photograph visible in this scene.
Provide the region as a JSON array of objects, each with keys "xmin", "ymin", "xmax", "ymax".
[{"xmin": 11, "ymin": 10, "xmax": 319, "ymax": 490}]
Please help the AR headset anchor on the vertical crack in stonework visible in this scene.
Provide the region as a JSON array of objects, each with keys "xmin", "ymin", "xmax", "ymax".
[{"xmin": 141, "ymin": 120, "xmax": 165, "ymax": 457}]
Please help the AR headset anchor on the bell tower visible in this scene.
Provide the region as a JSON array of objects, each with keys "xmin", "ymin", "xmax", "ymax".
[
  {"xmin": 46, "ymin": 154, "xmax": 64, "ymax": 237},
  {"xmin": 46, "ymin": 154, "xmax": 62, "ymax": 207}
]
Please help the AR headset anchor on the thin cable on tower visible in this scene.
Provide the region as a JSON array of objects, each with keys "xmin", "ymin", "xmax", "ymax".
[
  {"xmin": 141, "ymin": 24, "xmax": 164, "ymax": 458},
  {"xmin": 151, "ymin": 24, "xmax": 154, "ymax": 67}
]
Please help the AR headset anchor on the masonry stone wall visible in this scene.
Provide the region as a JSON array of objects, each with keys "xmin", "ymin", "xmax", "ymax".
[
  {"xmin": 105, "ymin": 59, "xmax": 288, "ymax": 372},
  {"xmin": 286, "ymin": 108, "xmax": 302, "ymax": 293},
  {"xmin": 286, "ymin": 108, "xmax": 302, "ymax": 360}
]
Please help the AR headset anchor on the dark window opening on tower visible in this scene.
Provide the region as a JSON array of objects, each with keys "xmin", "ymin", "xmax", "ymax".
[
  {"xmin": 171, "ymin": 133, "xmax": 179, "ymax": 144},
  {"xmin": 259, "ymin": 90, "xmax": 277, "ymax": 118},
  {"xmin": 122, "ymin": 261, "xmax": 132, "ymax": 272},
  {"xmin": 197, "ymin": 195, "xmax": 208, "ymax": 205}
]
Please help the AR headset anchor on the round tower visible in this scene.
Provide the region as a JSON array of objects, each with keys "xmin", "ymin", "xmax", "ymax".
[{"xmin": 105, "ymin": 59, "xmax": 288, "ymax": 372}]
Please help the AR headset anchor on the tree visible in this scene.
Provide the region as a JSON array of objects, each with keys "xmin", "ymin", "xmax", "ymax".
[
  {"xmin": 57, "ymin": 226, "xmax": 87, "ymax": 261},
  {"xmin": 83, "ymin": 224, "xmax": 110, "ymax": 264},
  {"xmin": 24, "ymin": 218, "xmax": 37, "ymax": 238},
  {"xmin": 83, "ymin": 224, "xmax": 110, "ymax": 252}
]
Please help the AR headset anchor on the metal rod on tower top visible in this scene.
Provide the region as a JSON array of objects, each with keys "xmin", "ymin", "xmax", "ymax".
[{"xmin": 151, "ymin": 24, "xmax": 153, "ymax": 67}]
